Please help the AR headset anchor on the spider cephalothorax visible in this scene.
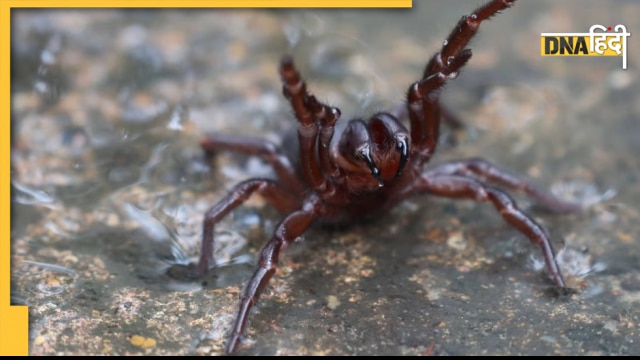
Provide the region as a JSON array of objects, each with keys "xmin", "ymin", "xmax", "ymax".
[{"xmin": 185, "ymin": 0, "xmax": 582, "ymax": 354}]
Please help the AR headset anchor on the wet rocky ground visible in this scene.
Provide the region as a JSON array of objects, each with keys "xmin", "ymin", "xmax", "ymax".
[{"xmin": 10, "ymin": 1, "xmax": 640, "ymax": 356}]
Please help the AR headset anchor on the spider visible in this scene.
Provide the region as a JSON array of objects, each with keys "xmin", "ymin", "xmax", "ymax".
[{"xmin": 185, "ymin": 0, "xmax": 582, "ymax": 354}]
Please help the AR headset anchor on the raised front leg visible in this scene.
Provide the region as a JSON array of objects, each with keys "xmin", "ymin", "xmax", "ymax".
[
  {"xmin": 409, "ymin": 0, "xmax": 517, "ymax": 163},
  {"xmin": 279, "ymin": 56, "xmax": 327, "ymax": 191},
  {"xmin": 407, "ymin": 50, "xmax": 471, "ymax": 163},
  {"xmin": 225, "ymin": 202, "xmax": 319, "ymax": 354},
  {"xmin": 390, "ymin": 100, "xmax": 465, "ymax": 146},
  {"xmin": 415, "ymin": 173, "xmax": 566, "ymax": 288},
  {"xmin": 192, "ymin": 179, "xmax": 301, "ymax": 278},
  {"xmin": 423, "ymin": 0, "xmax": 517, "ymax": 76},
  {"xmin": 391, "ymin": 102, "xmax": 465, "ymax": 133},
  {"xmin": 306, "ymin": 95, "xmax": 342, "ymax": 179}
]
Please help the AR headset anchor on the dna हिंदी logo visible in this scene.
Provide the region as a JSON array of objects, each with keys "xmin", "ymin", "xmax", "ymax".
[{"xmin": 540, "ymin": 24, "xmax": 630, "ymax": 69}]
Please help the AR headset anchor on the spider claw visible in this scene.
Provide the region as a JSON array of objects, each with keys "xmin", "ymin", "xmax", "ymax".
[
  {"xmin": 359, "ymin": 146, "xmax": 384, "ymax": 187},
  {"xmin": 395, "ymin": 136, "xmax": 409, "ymax": 177}
]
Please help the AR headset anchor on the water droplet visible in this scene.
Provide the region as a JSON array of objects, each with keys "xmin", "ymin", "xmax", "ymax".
[
  {"xmin": 167, "ymin": 105, "xmax": 186, "ymax": 131},
  {"xmin": 446, "ymin": 56, "xmax": 456, "ymax": 66},
  {"xmin": 40, "ymin": 49, "xmax": 56, "ymax": 65}
]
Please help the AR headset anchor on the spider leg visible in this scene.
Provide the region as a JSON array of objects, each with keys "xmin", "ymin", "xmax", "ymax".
[
  {"xmin": 407, "ymin": 51, "xmax": 472, "ymax": 163},
  {"xmin": 392, "ymin": 102, "xmax": 464, "ymax": 132},
  {"xmin": 415, "ymin": 173, "xmax": 566, "ymax": 288},
  {"xmin": 192, "ymin": 178, "xmax": 301, "ymax": 278},
  {"xmin": 225, "ymin": 202, "xmax": 319, "ymax": 354},
  {"xmin": 307, "ymin": 95, "xmax": 341, "ymax": 178},
  {"xmin": 279, "ymin": 56, "xmax": 327, "ymax": 191},
  {"xmin": 424, "ymin": 0, "xmax": 517, "ymax": 77},
  {"xmin": 409, "ymin": 0, "xmax": 517, "ymax": 162},
  {"xmin": 426, "ymin": 158, "xmax": 583, "ymax": 213},
  {"xmin": 200, "ymin": 134, "xmax": 305, "ymax": 194}
]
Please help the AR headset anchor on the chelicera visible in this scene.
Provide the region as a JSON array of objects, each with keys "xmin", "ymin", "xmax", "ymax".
[{"xmin": 187, "ymin": 0, "xmax": 582, "ymax": 354}]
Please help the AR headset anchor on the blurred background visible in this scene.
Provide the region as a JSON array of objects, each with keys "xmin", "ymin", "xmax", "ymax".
[{"xmin": 11, "ymin": 0, "xmax": 640, "ymax": 355}]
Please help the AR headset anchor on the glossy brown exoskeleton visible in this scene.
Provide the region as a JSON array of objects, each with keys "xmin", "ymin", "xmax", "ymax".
[{"xmin": 187, "ymin": 0, "xmax": 581, "ymax": 354}]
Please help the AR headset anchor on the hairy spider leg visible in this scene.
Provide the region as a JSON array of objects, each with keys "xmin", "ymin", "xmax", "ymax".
[
  {"xmin": 407, "ymin": 50, "xmax": 472, "ymax": 163},
  {"xmin": 427, "ymin": 158, "xmax": 583, "ymax": 213},
  {"xmin": 391, "ymin": 102, "xmax": 464, "ymax": 134},
  {"xmin": 410, "ymin": 0, "xmax": 517, "ymax": 160},
  {"xmin": 192, "ymin": 179, "xmax": 301, "ymax": 277},
  {"xmin": 225, "ymin": 200, "xmax": 320, "ymax": 354},
  {"xmin": 279, "ymin": 56, "xmax": 327, "ymax": 191},
  {"xmin": 306, "ymin": 95, "xmax": 342, "ymax": 179},
  {"xmin": 424, "ymin": 0, "xmax": 517, "ymax": 77},
  {"xmin": 200, "ymin": 134, "xmax": 306, "ymax": 194},
  {"xmin": 414, "ymin": 173, "xmax": 566, "ymax": 288}
]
